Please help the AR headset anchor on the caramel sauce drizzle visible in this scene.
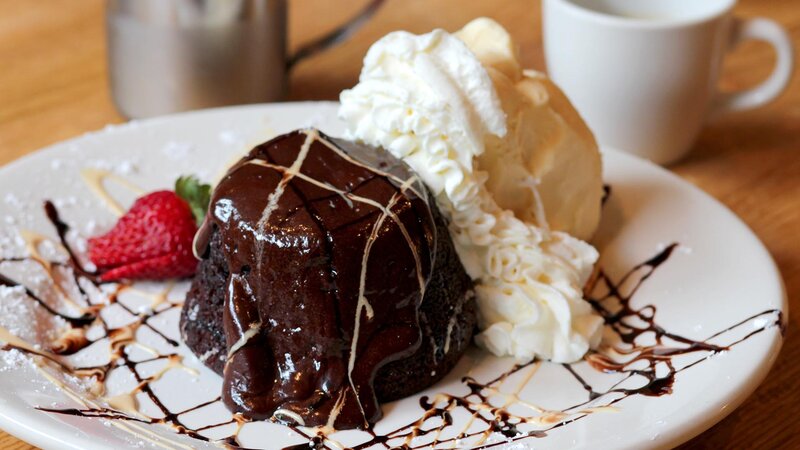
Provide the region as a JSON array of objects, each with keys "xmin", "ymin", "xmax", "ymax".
[
  {"xmin": 0, "ymin": 202, "xmax": 215, "ymax": 448},
  {"xmin": 80, "ymin": 168, "xmax": 145, "ymax": 217},
  {"xmin": 0, "ymin": 196, "xmax": 784, "ymax": 449}
]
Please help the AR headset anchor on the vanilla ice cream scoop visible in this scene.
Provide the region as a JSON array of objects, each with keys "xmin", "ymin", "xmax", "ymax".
[
  {"xmin": 339, "ymin": 18, "xmax": 604, "ymax": 363},
  {"xmin": 456, "ymin": 18, "xmax": 602, "ymax": 240}
]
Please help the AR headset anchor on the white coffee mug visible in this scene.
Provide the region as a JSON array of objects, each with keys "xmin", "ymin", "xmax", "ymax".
[{"xmin": 543, "ymin": 0, "xmax": 794, "ymax": 165}]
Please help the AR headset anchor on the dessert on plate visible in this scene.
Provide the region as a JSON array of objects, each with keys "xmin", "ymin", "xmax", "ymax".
[
  {"xmin": 181, "ymin": 130, "xmax": 476, "ymax": 429},
  {"xmin": 179, "ymin": 17, "xmax": 605, "ymax": 430}
]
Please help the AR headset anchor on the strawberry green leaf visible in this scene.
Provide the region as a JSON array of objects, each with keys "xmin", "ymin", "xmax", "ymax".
[{"xmin": 175, "ymin": 175, "xmax": 211, "ymax": 225}]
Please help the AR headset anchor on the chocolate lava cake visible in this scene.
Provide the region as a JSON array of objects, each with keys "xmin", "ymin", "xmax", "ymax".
[{"xmin": 180, "ymin": 129, "xmax": 476, "ymax": 430}]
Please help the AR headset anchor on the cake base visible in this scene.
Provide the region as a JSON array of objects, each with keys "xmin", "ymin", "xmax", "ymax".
[{"xmin": 180, "ymin": 206, "xmax": 476, "ymax": 403}]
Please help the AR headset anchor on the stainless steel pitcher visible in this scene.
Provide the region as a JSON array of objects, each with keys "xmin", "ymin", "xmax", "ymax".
[{"xmin": 106, "ymin": 0, "xmax": 384, "ymax": 118}]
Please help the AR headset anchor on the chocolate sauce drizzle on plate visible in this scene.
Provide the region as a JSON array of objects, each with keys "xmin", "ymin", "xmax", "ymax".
[{"xmin": 0, "ymin": 194, "xmax": 784, "ymax": 449}]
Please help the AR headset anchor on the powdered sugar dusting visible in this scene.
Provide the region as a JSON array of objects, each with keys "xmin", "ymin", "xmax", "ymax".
[{"xmin": 161, "ymin": 141, "xmax": 194, "ymax": 161}]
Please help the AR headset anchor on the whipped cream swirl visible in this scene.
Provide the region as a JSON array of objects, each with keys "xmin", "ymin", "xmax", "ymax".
[{"xmin": 339, "ymin": 21, "xmax": 603, "ymax": 363}]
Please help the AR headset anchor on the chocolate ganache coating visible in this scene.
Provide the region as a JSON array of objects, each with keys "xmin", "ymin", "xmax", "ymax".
[{"xmin": 187, "ymin": 129, "xmax": 472, "ymax": 430}]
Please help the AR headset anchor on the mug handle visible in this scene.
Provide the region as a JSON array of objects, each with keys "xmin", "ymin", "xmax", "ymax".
[
  {"xmin": 286, "ymin": 0, "xmax": 385, "ymax": 69},
  {"xmin": 710, "ymin": 17, "xmax": 794, "ymax": 119}
]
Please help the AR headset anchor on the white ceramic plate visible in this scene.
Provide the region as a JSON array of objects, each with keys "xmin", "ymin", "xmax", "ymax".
[{"xmin": 0, "ymin": 102, "xmax": 787, "ymax": 450}]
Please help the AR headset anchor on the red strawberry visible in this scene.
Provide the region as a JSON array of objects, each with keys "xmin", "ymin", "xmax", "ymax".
[{"xmin": 88, "ymin": 176, "xmax": 210, "ymax": 282}]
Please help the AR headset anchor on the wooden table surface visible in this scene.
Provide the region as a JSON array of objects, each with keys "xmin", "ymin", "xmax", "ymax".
[{"xmin": 0, "ymin": 0, "xmax": 798, "ymax": 448}]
